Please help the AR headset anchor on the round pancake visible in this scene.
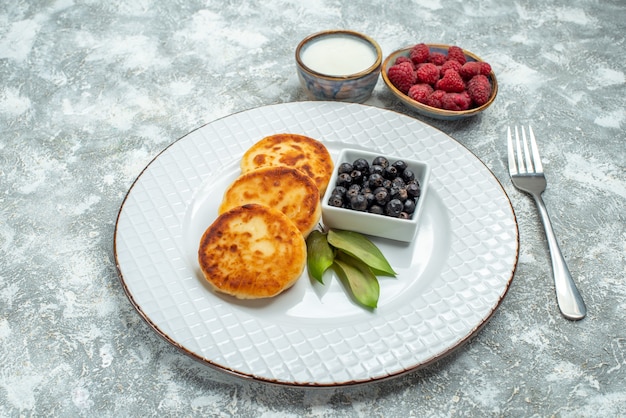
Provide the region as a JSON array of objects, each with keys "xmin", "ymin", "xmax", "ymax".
[
  {"xmin": 198, "ymin": 204, "xmax": 306, "ymax": 299},
  {"xmin": 219, "ymin": 166, "xmax": 321, "ymax": 237},
  {"xmin": 240, "ymin": 133, "xmax": 334, "ymax": 197}
]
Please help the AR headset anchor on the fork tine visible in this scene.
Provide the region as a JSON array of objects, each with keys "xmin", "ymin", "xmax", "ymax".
[
  {"xmin": 528, "ymin": 126, "xmax": 543, "ymax": 173},
  {"xmin": 507, "ymin": 127, "xmax": 518, "ymax": 175},
  {"xmin": 521, "ymin": 126, "xmax": 534, "ymax": 172},
  {"xmin": 514, "ymin": 126, "xmax": 525, "ymax": 173}
]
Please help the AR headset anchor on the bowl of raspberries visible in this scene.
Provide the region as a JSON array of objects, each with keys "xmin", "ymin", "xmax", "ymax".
[{"xmin": 381, "ymin": 43, "xmax": 498, "ymax": 120}]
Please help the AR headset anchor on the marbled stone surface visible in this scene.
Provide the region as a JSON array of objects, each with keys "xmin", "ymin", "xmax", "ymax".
[{"xmin": 1, "ymin": 0, "xmax": 625, "ymax": 416}]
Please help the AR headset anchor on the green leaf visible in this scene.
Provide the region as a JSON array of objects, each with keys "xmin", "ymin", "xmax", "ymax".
[
  {"xmin": 327, "ymin": 229, "xmax": 396, "ymax": 276},
  {"xmin": 306, "ymin": 230, "xmax": 335, "ymax": 284},
  {"xmin": 333, "ymin": 252, "xmax": 380, "ymax": 309}
]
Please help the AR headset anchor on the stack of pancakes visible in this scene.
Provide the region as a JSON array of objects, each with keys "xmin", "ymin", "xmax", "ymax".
[{"xmin": 198, "ymin": 134, "xmax": 333, "ymax": 299}]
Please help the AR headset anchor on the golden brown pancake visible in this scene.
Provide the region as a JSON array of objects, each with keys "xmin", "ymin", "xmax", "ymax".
[
  {"xmin": 219, "ymin": 166, "xmax": 321, "ymax": 237},
  {"xmin": 240, "ymin": 133, "xmax": 334, "ymax": 197},
  {"xmin": 198, "ymin": 204, "xmax": 306, "ymax": 299}
]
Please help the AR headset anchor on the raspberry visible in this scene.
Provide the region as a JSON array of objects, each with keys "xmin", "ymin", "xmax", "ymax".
[
  {"xmin": 409, "ymin": 43, "xmax": 430, "ymax": 64},
  {"xmin": 440, "ymin": 59, "xmax": 462, "ymax": 75},
  {"xmin": 459, "ymin": 61, "xmax": 492, "ymax": 80},
  {"xmin": 428, "ymin": 52, "xmax": 447, "ymax": 66},
  {"xmin": 387, "ymin": 62, "xmax": 417, "ymax": 93},
  {"xmin": 416, "ymin": 63, "xmax": 439, "ymax": 85},
  {"xmin": 446, "ymin": 46, "xmax": 467, "ymax": 65},
  {"xmin": 467, "ymin": 74, "xmax": 492, "ymax": 106},
  {"xmin": 442, "ymin": 91, "xmax": 472, "ymax": 111},
  {"xmin": 394, "ymin": 56, "xmax": 415, "ymax": 68},
  {"xmin": 426, "ymin": 90, "xmax": 446, "ymax": 108},
  {"xmin": 435, "ymin": 69, "xmax": 465, "ymax": 93},
  {"xmin": 407, "ymin": 83, "xmax": 433, "ymax": 104},
  {"xmin": 480, "ymin": 62, "xmax": 492, "ymax": 74}
]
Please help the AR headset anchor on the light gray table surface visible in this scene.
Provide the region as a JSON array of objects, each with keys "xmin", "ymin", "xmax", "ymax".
[{"xmin": 1, "ymin": 0, "xmax": 625, "ymax": 416}]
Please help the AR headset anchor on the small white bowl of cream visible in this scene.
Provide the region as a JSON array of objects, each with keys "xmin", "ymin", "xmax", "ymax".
[{"xmin": 295, "ymin": 30, "xmax": 382, "ymax": 103}]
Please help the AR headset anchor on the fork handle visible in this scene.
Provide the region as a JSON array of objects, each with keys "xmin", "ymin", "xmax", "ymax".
[{"xmin": 532, "ymin": 193, "xmax": 587, "ymax": 320}]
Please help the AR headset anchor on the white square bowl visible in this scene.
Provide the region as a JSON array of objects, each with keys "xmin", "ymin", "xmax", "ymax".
[{"xmin": 321, "ymin": 148, "xmax": 431, "ymax": 242}]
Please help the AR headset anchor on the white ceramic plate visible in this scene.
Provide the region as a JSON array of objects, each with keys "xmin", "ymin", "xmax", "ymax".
[{"xmin": 114, "ymin": 102, "xmax": 518, "ymax": 387}]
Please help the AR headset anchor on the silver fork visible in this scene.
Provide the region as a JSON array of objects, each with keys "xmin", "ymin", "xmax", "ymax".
[{"xmin": 507, "ymin": 126, "xmax": 586, "ymax": 320}]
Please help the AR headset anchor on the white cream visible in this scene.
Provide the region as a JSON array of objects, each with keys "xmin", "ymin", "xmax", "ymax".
[{"xmin": 301, "ymin": 35, "xmax": 377, "ymax": 77}]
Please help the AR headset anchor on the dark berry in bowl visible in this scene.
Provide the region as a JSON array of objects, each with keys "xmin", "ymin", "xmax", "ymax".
[
  {"xmin": 352, "ymin": 158, "xmax": 370, "ymax": 175},
  {"xmin": 328, "ymin": 194, "xmax": 343, "ymax": 207},
  {"xmin": 337, "ymin": 172, "xmax": 352, "ymax": 188},
  {"xmin": 406, "ymin": 182, "xmax": 421, "ymax": 198},
  {"xmin": 374, "ymin": 187, "xmax": 390, "ymax": 206},
  {"xmin": 350, "ymin": 194, "xmax": 368, "ymax": 211},
  {"xmin": 370, "ymin": 164, "xmax": 385, "ymax": 176},
  {"xmin": 369, "ymin": 205, "xmax": 384, "ymax": 215},
  {"xmin": 392, "ymin": 160, "xmax": 408, "ymax": 173},
  {"xmin": 403, "ymin": 199, "xmax": 416, "ymax": 214},
  {"xmin": 383, "ymin": 165, "xmax": 398, "ymax": 180},
  {"xmin": 367, "ymin": 173, "xmax": 384, "ymax": 189},
  {"xmin": 350, "ymin": 170, "xmax": 364, "ymax": 184},
  {"xmin": 385, "ymin": 199, "xmax": 404, "ymax": 217},
  {"xmin": 372, "ymin": 156, "xmax": 390, "ymax": 168},
  {"xmin": 337, "ymin": 162, "xmax": 353, "ymax": 174},
  {"xmin": 402, "ymin": 168, "xmax": 416, "ymax": 182}
]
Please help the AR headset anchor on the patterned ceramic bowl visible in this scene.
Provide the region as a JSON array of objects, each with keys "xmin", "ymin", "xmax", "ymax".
[
  {"xmin": 295, "ymin": 30, "xmax": 382, "ymax": 103},
  {"xmin": 381, "ymin": 44, "xmax": 498, "ymax": 120},
  {"xmin": 321, "ymin": 148, "xmax": 431, "ymax": 242}
]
